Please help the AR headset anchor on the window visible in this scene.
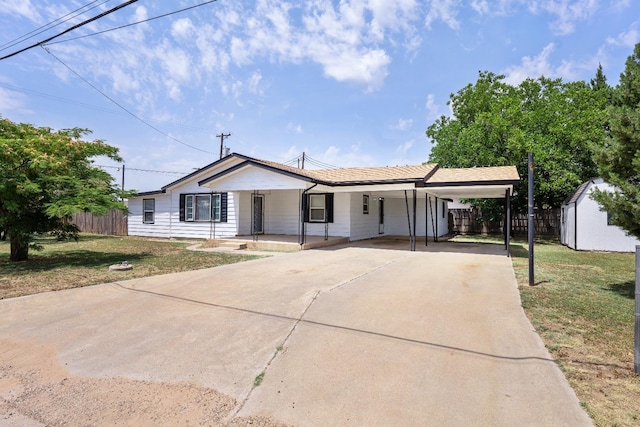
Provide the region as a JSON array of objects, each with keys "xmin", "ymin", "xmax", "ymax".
[
  {"xmin": 303, "ymin": 193, "xmax": 334, "ymax": 223},
  {"xmin": 180, "ymin": 193, "xmax": 227, "ymax": 222},
  {"xmin": 442, "ymin": 201, "xmax": 446, "ymax": 218},
  {"xmin": 309, "ymin": 194, "xmax": 326, "ymax": 222},
  {"xmin": 143, "ymin": 199, "xmax": 155, "ymax": 224},
  {"xmin": 363, "ymin": 195, "xmax": 370, "ymax": 214}
]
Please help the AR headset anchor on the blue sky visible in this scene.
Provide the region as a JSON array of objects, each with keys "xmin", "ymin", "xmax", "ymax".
[{"xmin": 0, "ymin": 0, "xmax": 638, "ymax": 192}]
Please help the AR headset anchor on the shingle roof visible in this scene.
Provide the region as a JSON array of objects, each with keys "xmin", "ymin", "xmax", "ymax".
[
  {"xmin": 563, "ymin": 179, "xmax": 594, "ymax": 205},
  {"xmin": 241, "ymin": 154, "xmax": 438, "ymax": 185},
  {"xmin": 136, "ymin": 153, "xmax": 520, "ymax": 197},
  {"xmin": 426, "ymin": 166, "xmax": 520, "ymax": 184}
]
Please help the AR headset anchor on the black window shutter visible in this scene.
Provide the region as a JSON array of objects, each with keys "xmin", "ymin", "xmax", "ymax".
[
  {"xmin": 326, "ymin": 193, "xmax": 334, "ymax": 223},
  {"xmin": 220, "ymin": 192, "xmax": 228, "ymax": 223},
  {"xmin": 302, "ymin": 193, "xmax": 310, "ymax": 222},
  {"xmin": 179, "ymin": 194, "xmax": 186, "ymax": 221}
]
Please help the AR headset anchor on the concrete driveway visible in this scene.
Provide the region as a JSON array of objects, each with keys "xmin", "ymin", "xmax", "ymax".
[{"xmin": 0, "ymin": 241, "xmax": 591, "ymax": 426}]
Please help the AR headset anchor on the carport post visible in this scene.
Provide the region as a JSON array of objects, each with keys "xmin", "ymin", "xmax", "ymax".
[{"xmin": 412, "ymin": 189, "xmax": 417, "ymax": 251}]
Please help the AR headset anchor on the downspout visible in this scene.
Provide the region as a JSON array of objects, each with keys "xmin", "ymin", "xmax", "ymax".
[{"xmin": 300, "ymin": 183, "xmax": 318, "ymax": 247}]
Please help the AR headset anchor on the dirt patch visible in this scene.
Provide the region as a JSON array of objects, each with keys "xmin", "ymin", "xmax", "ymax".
[{"xmin": 0, "ymin": 339, "xmax": 289, "ymax": 426}]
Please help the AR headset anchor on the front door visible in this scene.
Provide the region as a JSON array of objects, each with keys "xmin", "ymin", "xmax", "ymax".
[
  {"xmin": 252, "ymin": 194, "xmax": 264, "ymax": 234},
  {"xmin": 378, "ymin": 197, "xmax": 384, "ymax": 234}
]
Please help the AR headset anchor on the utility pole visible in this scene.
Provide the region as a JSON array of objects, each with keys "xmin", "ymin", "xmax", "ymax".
[
  {"xmin": 301, "ymin": 152, "xmax": 306, "ymax": 169},
  {"xmin": 121, "ymin": 164, "xmax": 125, "ymax": 201},
  {"xmin": 217, "ymin": 132, "xmax": 231, "ymax": 160},
  {"xmin": 528, "ymin": 153, "xmax": 535, "ymax": 286}
]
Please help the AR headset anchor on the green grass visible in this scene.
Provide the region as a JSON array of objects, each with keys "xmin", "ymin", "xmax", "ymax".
[
  {"xmin": 0, "ymin": 234, "xmax": 260, "ymax": 300},
  {"xmin": 453, "ymin": 235, "xmax": 639, "ymax": 427}
]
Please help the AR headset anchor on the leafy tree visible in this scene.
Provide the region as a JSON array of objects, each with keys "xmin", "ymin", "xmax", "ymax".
[
  {"xmin": 0, "ymin": 117, "xmax": 129, "ymax": 261},
  {"xmin": 427, "ymin": 71, "xmax": 609, "ymax": 218},
  {"xmin": 591, "ymin": 43, "xmax": 640, "ymax": 238}
]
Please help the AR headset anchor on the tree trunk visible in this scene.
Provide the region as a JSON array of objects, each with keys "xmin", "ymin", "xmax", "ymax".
[{"xmin": 9, "ymin": 233, "xmax": 29, "ymax": 262}]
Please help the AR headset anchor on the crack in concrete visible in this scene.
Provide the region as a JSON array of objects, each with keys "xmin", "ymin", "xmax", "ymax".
[
  {"xmin": 229, "ymin": 257, "xmax": 400, "ymax": 420},
  {"xmin": 327, "ymin": 258, "xmax": 399, "ymax": 292},
  {"xmin": 229, "ymin": 289, "xmax": 321, "ymax": 421}
]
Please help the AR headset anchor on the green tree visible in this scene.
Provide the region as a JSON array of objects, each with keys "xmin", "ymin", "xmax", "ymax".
[
  {"xmin": 427, "ymin": 71, "xmax": 609, "ymax": 216},
  {"xmin": 591, "ymin": 43, "xmax": 640, "ymax": 238},
  {"xmin": 0, "ymin": 117, "xmax": 129, "ymax": 261}
]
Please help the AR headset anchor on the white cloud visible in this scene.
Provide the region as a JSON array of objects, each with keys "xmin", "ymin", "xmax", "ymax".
[
  {"xmin": 0, "ymin": 87, "xmax": 30, "ymax": 114},
  {"xmin": 391, "ymin": 118, "xmax": 413, "ymax": 130},
  {"xmin": 527, "ymin": 0, "xmax": 598, "ymax": 35},
  {"xmin": 607, "ymin": 28, "xmax": 639, "ymax": 47},
  {"xmin": 425, "ymin": 0, "xmax": 461, "ymax": 30},
  {"xmin": 287, "ymin": 123, "xmax": 303, "ymax": 134},
  {"xmin": 502, "ymin": 42, "xmax": 599, "ymax": 84},
  {"xmin": 214, "ymin": 0, "xmax": 421, "ymax": 91},
  {"xmin": 503, "ymin": 43, "xmax": 557, "ymax": 84},
  {"xmin": 171, "ymin": 18, "xmax": 195, "ymax": 40},
  {"xmin": 425, "ymin": 94, "xmax": 444, "ymax": 121},
  {"xmin": 2, "ymin": 0, "xmax": 40, "ymax": 21},
  {"xmin": 313, "ymin": 143, "xmax": 377, "ymax": 168},
  {"xmin": 247, "ymin": 71, "xmax": 264, "ymax": 95},
  {"xmin": 396, "ymin": 139, "xmax": 414, "ymax": 154},
  {"xmin": 471, "ymin": 0, "xmax": 490, "ymax": 15}
]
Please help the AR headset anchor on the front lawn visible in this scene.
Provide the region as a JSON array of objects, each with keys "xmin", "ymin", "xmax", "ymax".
[{"xmin": 0, "ymin": 234, "xmax": 260, "ymax": 300}]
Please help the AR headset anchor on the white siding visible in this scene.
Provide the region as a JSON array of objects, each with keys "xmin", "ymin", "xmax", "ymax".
[
  {"xmin": 381, "ymin": 195, "xmax": 449, "ymax": 238},
  {"xmin": 575, "ymin": 179, "xmax": 640, "ymax": 252},
  {"xmin": 128, "ymin": 194, "xmax": 173, "ymax": 238},
  {"xmin": 305, "ymin": 192, "xmax": 351, "ymax": 237},
  {"xmin": 349, "ymin": 193, "xmax": 382, "ymax": 241},
  {"xmin": 128, "ymin": 181, "xmax": 239, "ymax": 239},
  {"xmin": 265, "ymin": 190, "xmax": 301, "ymax": 235},
  {"xmin": 204, "ymin": 167, "xmax": 308, "ymax": 192},
  {"xmin": 237, "ymin": 191, "xmax": 251, "ymax": 235}
]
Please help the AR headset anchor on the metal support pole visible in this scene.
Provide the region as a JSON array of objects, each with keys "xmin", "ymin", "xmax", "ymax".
[
  {"xmin": 635, "ymin": 246, "xmax": 640, "ymax": 374},
  {"xmin": 412, "ymin": 189, "xmax": 417, "ymax": 251},
  {"xmin": 404, "ymin": 190, "xmax": 413, "ymax": 251},
  {"xmin": 425, "ymin": 193, "xmax": 428, "ymax": 247},
  {"xmin": 528, "ymin": 153, "xmax": 535, "ymax": 286}
]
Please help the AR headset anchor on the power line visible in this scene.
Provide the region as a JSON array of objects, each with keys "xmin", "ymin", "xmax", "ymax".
[
  {"xmin": 42, "ymin": 46, "xmax": 214, "ymax": 155},
  {"xmin": 0, "ymin": 82, "xmax": 217, "ymax": 134},
  {"xmin": 44, "ymin": 0, "xmax": 219, "ymax": 46},
  {"xmin": 96, "ymin": 164, "xmax": 187, "ymax": 175},
  {"xmin": 0, "ymin": 0, "xmax": 110, "ymax": 52},
  {"xmin": 0, "ymin": 0, "xmax": 139, "ymax": 61}
]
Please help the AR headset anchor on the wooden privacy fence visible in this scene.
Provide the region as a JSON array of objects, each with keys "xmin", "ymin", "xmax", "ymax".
[
  {"xmin": 450, "ymin": 208, "xmax": 560, "ymax": 236},
  {"xmin": 72, "ymin": 209, "xmax": 128, "ymax": 236}
]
